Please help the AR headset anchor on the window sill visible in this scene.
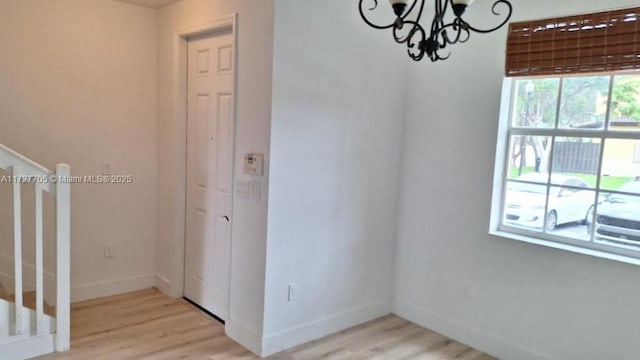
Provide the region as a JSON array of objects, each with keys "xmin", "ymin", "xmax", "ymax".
[{"xmin": 489, "ymin": 229, "xmax": 640, "ymax": 267}]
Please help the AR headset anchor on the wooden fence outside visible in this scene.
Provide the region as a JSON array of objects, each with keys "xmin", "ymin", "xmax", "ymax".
[{"xmin": 552, "ymin": 142, "xmax": 601, "ymax": 175}]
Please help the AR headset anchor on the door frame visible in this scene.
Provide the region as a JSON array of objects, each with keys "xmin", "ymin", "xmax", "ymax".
[{"xmin": 172, "ymin": 14, "xmax": 238, "ymax": 318}]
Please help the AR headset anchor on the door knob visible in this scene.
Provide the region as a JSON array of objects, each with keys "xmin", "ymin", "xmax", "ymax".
[{"xmin": 222, "ymin": 215, "xmax": 230, "ymax": 222}]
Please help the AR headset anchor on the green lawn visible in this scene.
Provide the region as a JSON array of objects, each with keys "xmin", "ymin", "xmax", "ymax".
[{"xmin": 508, "ymin": 167, "xmax": 633, "ymax": 191}]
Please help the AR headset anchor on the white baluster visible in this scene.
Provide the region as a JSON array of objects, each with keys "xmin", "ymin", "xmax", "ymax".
[
  {"xmin": 12, "ymin": 166, "xmax": 23, "ymax": 336},
  {"xmin": 35, "ymin": 183, "xmax": 44, "ymax": 335},
  {"xmin": 55, "ymin": 164, "xmax": 71, "ymax": 352}
]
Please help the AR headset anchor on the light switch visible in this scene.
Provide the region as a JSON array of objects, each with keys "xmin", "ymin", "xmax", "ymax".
[
  {"xmin": 236, "ymin": 181, "xmax": 250, "ymax": 198},
  {"xmin": 250, "ymin": 181, "xmax": 261, "ymax": 200}
]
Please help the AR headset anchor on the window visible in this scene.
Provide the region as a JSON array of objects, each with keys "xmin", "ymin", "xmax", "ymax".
[
  {"xmin": 492, "ymin": 73, "xmax": 640, "ymax": 260},
  {"xmin": 493, "ymin": 7, "xmax": 640, "ymax": 262}
]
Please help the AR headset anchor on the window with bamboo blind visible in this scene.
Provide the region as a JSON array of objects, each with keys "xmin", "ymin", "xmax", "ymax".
[
  {"xmin": 506, "ymin": 7, "xmax": 640, "ymax": 76},
  {"xmin": 491, "ymin": 8, "xmax": 640, "ymax": 264}
]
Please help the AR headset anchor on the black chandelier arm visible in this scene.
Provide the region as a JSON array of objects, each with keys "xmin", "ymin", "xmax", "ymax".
[
  {"xmin": 393, "ymin": 21, "xmax": 427, "ymax": 61},
  {"xmin": 430, "ymin": 0, "xmax": 444, "ymax": 32},
  {"xmin": 358, "ymin": 0, "xmax": 422, "ymax": 30},
  {"xmin": 358, "ymin": 0, "xmax": 513, "ymax": 62},
  {"xmin": 460, "ymin": 0, "xmax": 513, "ymax": 34},
  {"xmin": 425, "ymin": 0, "xmax": 455, "ymax": 62},
  {"xmin": 427, "ymin": 41, "xmax": 450, "ymax": 62},
  {"xmin": 412, "ymin": 0, "xmax": 427, "ymax": 30},
  {"xmin": 437, "ymin": 20, "xmax": 471, "ymax": 45},
  {"xmin": 433, "ymin": 51, "xmax": 450, "ymax": 61},
  {"xmin": 429, "ymin": 34, "xmax": 451, "ymax": 61},
  {"xmin": 410, "ymin": 49, "xmax": 426, "ymax": 61},
  {"xmin": 430, "ymin": 0, "xmax": 454, "ymax": 46},
  {"xmin": 392, "ymin": 20, "xmax": 421, "ymax": 44},
  {"xmin": 436, "ymin": 0, "xmax": 448, "ymax": 20}
]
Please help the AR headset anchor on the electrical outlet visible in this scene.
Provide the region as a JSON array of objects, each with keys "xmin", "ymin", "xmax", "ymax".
[
  {"xmin": 462, "ymin": 283, "xmax": 472, "ymax": 301},
  {"xmin": 104, "ymin": 243, "xmax": 114, "ymax": 258},
  {"xmin": 288, "ymin": 284, "xmax": 297, "ymax": 302}
]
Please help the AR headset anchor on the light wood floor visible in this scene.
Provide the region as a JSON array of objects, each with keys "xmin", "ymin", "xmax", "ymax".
[{"xmin": 36, "ymin": 288, "xmax": 495, "ymax": 360}]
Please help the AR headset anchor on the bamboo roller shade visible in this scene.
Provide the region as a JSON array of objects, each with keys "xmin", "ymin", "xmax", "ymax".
[{"xmin": 506, "ymin": 7, "xmax": 640, "ymax": 76}]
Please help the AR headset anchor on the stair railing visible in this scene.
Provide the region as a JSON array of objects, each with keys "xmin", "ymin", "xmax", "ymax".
[{"xmin": 0, "ymin": 144, "xmax": 70, "ymax": 352}]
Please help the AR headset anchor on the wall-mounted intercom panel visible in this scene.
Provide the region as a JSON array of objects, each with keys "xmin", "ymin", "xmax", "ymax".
[{"xmin": 244, "ymin": 153, "xmax": 264, "ymax": 176}]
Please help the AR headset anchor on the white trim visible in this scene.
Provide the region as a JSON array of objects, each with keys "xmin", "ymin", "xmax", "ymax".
[
  {"xmin": 1, "ymin": 263, "xmax": 162, "ymax": 304},
  {"xmin": 0, "ymin": 144, "xmax": 54, "ymax": 194},
  {"xmin": 489, "ymin": 229, "xmax": 640, "ymax": 266},
  {"xmin": 1, "ymin": 333, "xmax": 56, "ymax": 359},
  {"xmin": 174, "ymin": 16, "xmax": 236, "ymax": 39},
  {"xmin": 393, "ymin": 298, "xmax": 550, "ymax": 360},
  {"xmin": 509, "ymin": 128, "xmax": 640, "ymax": 139},
  {"xmin": 225, "ymin": 319, "xmax": 263, "ymax": 357},
  {"xmin": 70, "ymin": 274, "xmax": 156, "ymax": 303},
  {"xmin": 155, "ymin": 274, "xmax": 173, "ymax": 297},
  {"xmin": 261, "ymin": 298, "xmax": 393, "ymax": 357},
  {"xmin": 489, "ymin": 78, "xmax": 514, "ymax": 233},
  {"xmin": 165, "ymin": 14, "xmax": 238, "ymax": 304}
]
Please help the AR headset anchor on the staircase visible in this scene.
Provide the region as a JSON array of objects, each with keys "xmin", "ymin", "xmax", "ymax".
[
  {"xmin": 0, "ymin": 144, "xmax": 70, "ymax": 359},
  {"xmin": 0, "ymin": 284, "xmax": 56, "ymax": 317}
]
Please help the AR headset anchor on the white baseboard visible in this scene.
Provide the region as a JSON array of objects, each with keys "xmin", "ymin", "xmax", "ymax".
[
  {"xmin": 2, "ymin": 333, "xmax": 56, "ymax": 359},
  {"xmin": 1, "ymin": 251, "xmax": 156, "ymax": 304},
  {"xmin": 260, "ymin": 298, "xmax": 393, "ymax": 357},
  {"xmin": 225, "ymin": 319, "xmax": 264, "ymax": 357},
  {"xmin": 393, "ymin": 298, "xmax": 549, "ymax": 360},
  {"xmin": 155, "ymin": 274, "xmax": 173, "ymax": 297},
  {"xmin": 71, "ymin": 274, "xmax": 156, "ymax": 302}
]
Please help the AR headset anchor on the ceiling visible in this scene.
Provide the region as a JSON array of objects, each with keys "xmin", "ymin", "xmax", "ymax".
[{"xmin": 115, "ymin": 0, "xmax": 183, "ymax": 9}]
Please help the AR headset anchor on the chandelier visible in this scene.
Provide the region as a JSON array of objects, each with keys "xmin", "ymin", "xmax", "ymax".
[{"xmin": 359, "ymin": 0, "xmax": 513, "ymax": 62}]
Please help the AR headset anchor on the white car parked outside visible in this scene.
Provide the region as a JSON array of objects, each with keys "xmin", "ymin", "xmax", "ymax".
[{"xmin": 504, "ymin": 173, "xmax": 594, "ymax": 231}]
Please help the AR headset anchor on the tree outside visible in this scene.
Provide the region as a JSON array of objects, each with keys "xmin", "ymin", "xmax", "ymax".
[{"xmin": 511, "ymin": 74, "xmax": 640, "ymax": 186}]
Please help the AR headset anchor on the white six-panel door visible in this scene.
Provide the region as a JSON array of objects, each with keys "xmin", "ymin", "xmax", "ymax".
[{"xmin": 184, "ymin": 30, "xmax": 234, "ymax": 320}]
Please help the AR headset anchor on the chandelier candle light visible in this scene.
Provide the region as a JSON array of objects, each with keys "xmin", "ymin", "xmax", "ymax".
[{"xmin": 359, "ymin": 0, "xmax": 513, "ymax": 62}]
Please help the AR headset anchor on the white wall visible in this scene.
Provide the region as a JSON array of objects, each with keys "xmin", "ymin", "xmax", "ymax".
[
  {"xmin": 6, "ymin": 1, "xmax": 639, "ymax": 359},
  {"xmin": 155, "ymin": 0, "xmax": 274, "ymax": 353},
  {"xmin": 0, "ymin": 0, "xmax": 158, "ymax": 302},
  {"xmin": 263, "ymin": 0, "xmax": 406, "ymax": 355},
  {"xmin": 394, "ymin": 1, "xmax": 640, "ymax": 359}
]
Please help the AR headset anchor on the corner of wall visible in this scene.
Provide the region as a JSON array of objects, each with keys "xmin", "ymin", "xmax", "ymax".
[
  {"xmin": 260, "ymin": 298, "xmax": 393, "ymax": 357},
  {"xmin": 155, "ymin": 273, "xmax": 176, "ymax": 298},
  {"xmin": 225, "ymin": 319, "xmax": 264, "ymax": 356},
  {"xmin": 393, "ymin": 298, "xmax": 550, "ymax": 360}
]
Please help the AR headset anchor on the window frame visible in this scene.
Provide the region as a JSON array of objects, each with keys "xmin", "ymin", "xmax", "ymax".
[{"xmin": 490, "ymin": 73, "xmax": 640, "ymax": 265}]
